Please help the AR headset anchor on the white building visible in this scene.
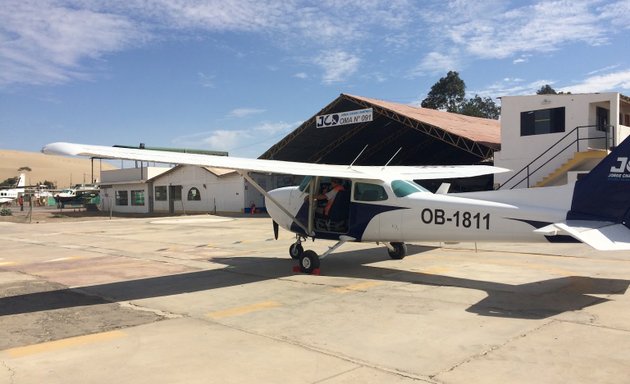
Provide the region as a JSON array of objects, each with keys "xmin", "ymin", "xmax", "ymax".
[
  {"xmin": 495, "ymin": 92, "xmax": 630, "ymax": 189},
  {"xmin": 99, "ymin": 165, "xmax": 279, "ymax": 214}
]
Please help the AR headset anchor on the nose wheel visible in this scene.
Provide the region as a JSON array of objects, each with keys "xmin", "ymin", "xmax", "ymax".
[
  {"xmin": 292, "ymin": 235, "xmax": 355, "ymax": 275},
  {"xmin": 289, "ymin": 242, "xmax": 304, "ymax": 259}
]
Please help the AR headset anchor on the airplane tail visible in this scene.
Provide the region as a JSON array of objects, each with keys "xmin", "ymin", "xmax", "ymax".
[
  {"xmin": 553, "ymin": 136, "xmax": 630, "ymax": 250},
  {"xmin": 568, "ymin": 136, "xmax": 630, "ymax": 227},
  {"xmin": 17, "ymin": 173, "xmax": 26, "ymax": 188}
]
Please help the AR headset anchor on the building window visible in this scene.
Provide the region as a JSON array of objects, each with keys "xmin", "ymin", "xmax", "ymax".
[
  {"xmin": 115, "ymin": 190, "xmax": 128, "ymax": 206},
  {"xmin": 131, "ymin": 190, "xmax": 145, "ymax": 206},
  {"xmin": 187, "ymin": 187, "xmax": 201, "ymax": 201},
  {"xmin": 155, "ymin": 186, "xmax": 167, "ymax": 201},
  {"xmin": 520, "ymin": 107, "xmax": 565, "ymax": 136},
  {"xmin": 354, "ymin": 182, "xmax": 388, "ymax": 201},
  {"xmin": 596, "ymin": 107, "xmax": 609, "ymax": 131}
]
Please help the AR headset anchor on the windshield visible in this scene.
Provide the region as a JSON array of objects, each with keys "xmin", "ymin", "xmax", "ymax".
[
  {"xmin": 391, "ymin": 180, "xmax": 428, "ymax": 197},
  {"xmin": 298, "ymin": 176, "xmax": 312, "ymax": 192}
]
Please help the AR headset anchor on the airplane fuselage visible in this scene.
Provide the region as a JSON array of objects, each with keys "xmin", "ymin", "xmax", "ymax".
[
  {"xmin": 267, "ymin": 179, "xmax": 573, "ymax": 245},
  {"xmin": 0, "ymin": 189, "xmax": 22, "ymax": 204}
]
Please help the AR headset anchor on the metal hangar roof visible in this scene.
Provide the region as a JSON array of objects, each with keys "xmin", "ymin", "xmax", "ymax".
[{"xmin": 259, "ymin": 93, "xmax": 501, "ymax": 166}]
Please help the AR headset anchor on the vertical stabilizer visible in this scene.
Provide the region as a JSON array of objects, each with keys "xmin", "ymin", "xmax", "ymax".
[
  {"xmin": 17, "ymin": 173, "xmax": 26, "ymax": 188},
  {"xmin": 568, "ymin": 137, "xmax": 630, "ymax": 228}
]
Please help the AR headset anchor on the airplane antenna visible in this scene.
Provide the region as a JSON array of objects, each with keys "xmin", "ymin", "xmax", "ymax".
[
  {"xmin": 348, "ymin": 145, "xmax": 368, "ymax": 168},
  {"xmin": 382, "ymin": 147, "xmax": 402, "ymax": 170}
]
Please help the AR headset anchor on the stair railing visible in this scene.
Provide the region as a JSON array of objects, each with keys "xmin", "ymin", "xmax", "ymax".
[{"xmin": 498, "ymin": 125, "xmax": 612, "ymax": 190}]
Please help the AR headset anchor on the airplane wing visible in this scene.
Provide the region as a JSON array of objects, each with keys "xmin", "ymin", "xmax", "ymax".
[{"xmin": 42, "ymin": 142, "xmax": 508, "ymax": 181}]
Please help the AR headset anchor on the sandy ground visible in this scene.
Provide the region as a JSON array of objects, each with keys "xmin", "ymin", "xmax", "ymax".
[{"xmin": 0, "ymin": 149, "xmax": 116, "ymax": 188}]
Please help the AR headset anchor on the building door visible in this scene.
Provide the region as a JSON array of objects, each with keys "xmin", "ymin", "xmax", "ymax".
[
  {"xmin": 147, "ymin": 182, "xmax": 154, "ymax": 213},
  {"xmin": 168, "ymin": 185, "xmax": 182, "ymax": 214}
]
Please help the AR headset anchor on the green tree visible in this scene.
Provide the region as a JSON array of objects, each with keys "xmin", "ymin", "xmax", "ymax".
[
  {"xmin": 1, "ymin": 177, "xmax": 18, "ymax": 187},
  {"xmin": 38, "ymin": 180, "xmax": 57, "ymax": 189},
  {"xmin": 536, "ymin": 84, "xmax": 557, "ymax": 95},
  {"xmin": 421, "ymin": 71, "xmax": 466, "ymax": 113},
  {"xmin": 459, "ymin": 95, "xmax": 501, "ymax": 119},
  {"xmin": 422, "ymin": 72, "xmax": 500, "ymax": 119}
]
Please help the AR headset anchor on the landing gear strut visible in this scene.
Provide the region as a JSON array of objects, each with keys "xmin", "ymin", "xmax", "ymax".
[{"xmin": 293, "ymin": 235, "xmax": 355, "ymax": 275}]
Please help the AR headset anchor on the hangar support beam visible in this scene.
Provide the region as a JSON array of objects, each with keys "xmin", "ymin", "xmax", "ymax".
[
  {"xmin": 360, "ymin": 124, "xmax": 410, "ymax": 162},
  {"xmin": 308, "ymin": 121, "xmax": 373, "ymax": 163},
  {"xmin": 347, "ymin": 95, "xmax": 495, "ymax": 160},
  {"xmin": 260, "ymin": 97, "xmax": 345, "ymax": 160}
]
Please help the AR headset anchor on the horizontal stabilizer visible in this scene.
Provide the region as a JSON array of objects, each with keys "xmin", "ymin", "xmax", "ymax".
[{"xmin": 539, "ymin": 221, "xmax": 630, "ymax": 251}]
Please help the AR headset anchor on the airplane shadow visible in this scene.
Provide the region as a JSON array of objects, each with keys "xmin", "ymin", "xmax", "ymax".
[{"xmin": 1, "ymin": 245, "xmax": 628, "ymax": 320}]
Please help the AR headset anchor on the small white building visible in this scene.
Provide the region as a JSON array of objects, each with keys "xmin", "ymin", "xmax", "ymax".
[
  {"xmin": 99, "ymin": 165, "xmax": 277, "ymax": 214},
  {"xmin": 99, "ymin": 167, "xmax": 168, "ymax": 214},
  {"xmin": 495, "ymin": 92, "xmax": 630, "ymax": 189}
]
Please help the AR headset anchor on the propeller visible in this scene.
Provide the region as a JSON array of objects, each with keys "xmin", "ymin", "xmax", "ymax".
[{"xmin": 273, "ymin": 220, "xmax": 279, "ymax": 240}]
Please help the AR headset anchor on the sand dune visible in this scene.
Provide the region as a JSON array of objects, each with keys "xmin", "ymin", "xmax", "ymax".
[{"xmin": 0, "ymin": 149, "xmax": 117, "ymax": 188}]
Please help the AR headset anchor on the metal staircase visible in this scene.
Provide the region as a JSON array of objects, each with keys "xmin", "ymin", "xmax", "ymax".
[
  {"xmin": 498, "ymin": 125, "xmax": 612, "ymax": 190},
  {"xmin": 534, "ymin": 150, "xmax": 607, "ymax": 187}
]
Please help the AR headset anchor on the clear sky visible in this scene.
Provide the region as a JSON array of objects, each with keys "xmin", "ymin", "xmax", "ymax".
[{"xmin": 1, "ymin": 0, "xmax": 629, "ymax": 158}]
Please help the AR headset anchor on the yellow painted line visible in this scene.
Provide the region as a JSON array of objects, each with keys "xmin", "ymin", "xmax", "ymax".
[
  {"xmin": 3, "ymin": 330, "xmax": 126, "ymax": 358},
  {"xmin": 333, "ymin": 281, "xmax": 384, "ymax": 293},
  {"xmin": 0, "ymin": 261, "xmax": 17, "ymax": 267},
  {"xmin": 207, "ymin": 301, "xmax": 281, "ymax": 319}
]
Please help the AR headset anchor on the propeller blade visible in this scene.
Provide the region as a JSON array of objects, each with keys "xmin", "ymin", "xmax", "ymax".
[{"xmin": 273, "ymin": 220, "xmax": 279, "ymax": 240}]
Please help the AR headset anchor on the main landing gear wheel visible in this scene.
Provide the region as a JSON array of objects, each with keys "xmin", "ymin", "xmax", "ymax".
[
  {"xmin": 388, "ymin": 242, "xmax": 407, "ymax": 260},
  {"xmin": 299, "ymin": 250, "xmax": 320, "ymax": 274},
  {"xmin": 289, "ymin": 243, "xmax": 304, "ymax": 259}
]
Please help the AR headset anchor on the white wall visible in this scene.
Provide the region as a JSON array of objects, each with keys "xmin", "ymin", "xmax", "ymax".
[
  {"xmin": 152, "ymin": 165, "xmax": 245, "ymax": 213},
  {"xmin": 495, "ymin": 93, "xmax": 626, "ymax": 188},
  {"xmin": 101, "ymin": 167, "xmax": 169, "ymax": 183},
  {"xmin": 100, "ymin": 183, "xmax": 150, "ymax": 214}
]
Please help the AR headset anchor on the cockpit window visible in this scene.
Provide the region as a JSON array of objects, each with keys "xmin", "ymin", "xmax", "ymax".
[
  {"xmin": 298, "ymin": 176, "xmax": 312, "ymax": 192},
  {"xmin": 391, "ymin": 180, "xmax": 428, "ymax": 197},
  {"xmin": 354, "ymin": 182, "xmax": 388, "ymax": 201}
]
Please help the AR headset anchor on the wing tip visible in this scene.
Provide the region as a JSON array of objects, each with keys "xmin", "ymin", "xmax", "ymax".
[{"xmin": 42, "ymin": 142, "xmax": 80, "ymax": 156}]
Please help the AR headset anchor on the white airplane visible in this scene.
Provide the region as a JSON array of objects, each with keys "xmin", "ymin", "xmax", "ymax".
[
  {"xmin": 42, "ymin": 138, "xmax": 630, "ymax": 273},
  {"xmin": 0, "ymin": 173, "xmax": 26, "ymax": 204}
]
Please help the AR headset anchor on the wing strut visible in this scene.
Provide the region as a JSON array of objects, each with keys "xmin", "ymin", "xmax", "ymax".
[
  {"xmin": 382, "ymin": 147, "xmax": 402, "ymax": 170},
  {"xmin": 348, "ymin": 145, "xmax": 368, "ymax": 168},
  {"xmin": 307, "ymin": 176, "xmax": 319, "ymax": 235},
  {"xmin": 240, "ymin": 172, "xmax": 313, "ymax": 236}
]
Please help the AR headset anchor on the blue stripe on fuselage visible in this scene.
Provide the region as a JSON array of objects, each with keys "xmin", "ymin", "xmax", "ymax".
[{"xmin": 289, "ymin": 201, "xmax": 405, "ymax": 240}]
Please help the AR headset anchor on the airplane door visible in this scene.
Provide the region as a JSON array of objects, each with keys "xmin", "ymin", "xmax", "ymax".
[{"xmin": 352, "ymin": 182, "xmax": 402, "ymax": 240}]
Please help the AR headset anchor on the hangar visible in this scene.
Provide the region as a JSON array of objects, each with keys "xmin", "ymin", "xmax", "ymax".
[{"xmin": 260, "ymin": 94, "xmax": 500, "ymax": 168}]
